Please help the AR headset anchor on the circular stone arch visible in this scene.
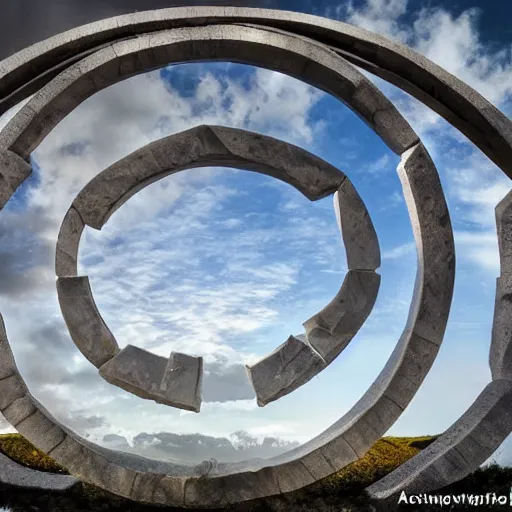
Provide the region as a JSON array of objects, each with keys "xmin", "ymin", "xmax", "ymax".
[{"xmin": 0, "ymin": 21, "xmax": 454, "ymax": 508}]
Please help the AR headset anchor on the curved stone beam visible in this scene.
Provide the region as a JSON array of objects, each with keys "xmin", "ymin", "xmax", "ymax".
[
  {"xmin": 69, "ymin": 124, "xmax": 346, "ymax": 231},
  {"xmin": 0, "ymin": 149, "xmax": 31, "ymax": 210},
  {"xmin": 0, "ymin": 451, "xmax": 78, "ymax": 490},
  {"xmin": 303, "ymin": 270, "xmax": 381, "ymax": 364},
  {"xmin": 490, "ymin": 189, "xmax": 512, "ymax": 380},
  {"xmin": 366, "ymin": 379, "xmax": 512, "ymax": 501},
  {"xmin": 99, "ymin": 345, "xmax": 203, "ymax": 413},
  {"xmin": 0, "ymin": 25, "xmax": 419, "ymax": 160},
  {"xmin": 0, "ymin": 18, "xmax": 456, "ymax": 507},
  {"xmin": 365, "ymin": 187, "xmax": 511, "ymax": 500},
  {"xmin": 246, "ymin": 335, "xmax": 326, "ymax": 407},
  {"xmin": 334, "ymin": 178, "xmax": 380, "ymax": 271},
  {"xmin": 55, "ymin": 207, "xmax": 85, "ymax": 277},
  {"xmin": 0, "ymin": 8, "xmax": 510, "ymax": 176},
  {"xmin": 57, "ymin": 276, "xmax": 119, "ymax": 367}
]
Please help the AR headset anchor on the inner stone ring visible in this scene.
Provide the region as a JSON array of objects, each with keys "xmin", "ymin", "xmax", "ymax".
[{"xmin": 55, "ymin": 124, "xmax": 381, "ymax": 412}]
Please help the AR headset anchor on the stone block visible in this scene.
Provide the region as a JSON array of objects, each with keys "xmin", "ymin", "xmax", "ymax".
[
  {"xmin": 57, "ymin": 276, "xmax": 119, "ymax": 367},
  {"xmin": 366, "ymin": 380, "xmax": 512, "ymax": 499},
  {"xmin": 496, "ymin": 190, "xmax": 512, "ymax": 272},
  {"xmin": 303, "ymin": 270, "xmax": 380, "ymax": 363},
  {"xmin": 99, "ymin": 344, "xmax": 167, "ymax": 400},
  {"xmin": 15, "ymin": 408, "xmax": 66, "ymax": 453},
  {"xmin": 99, "ymin": 345, "xmax": 202, "ymax": 412},
  {"xmin": 246, "ymin": 334, "xmax": 326, "ymax": 406},
  {"xmin": 160, "ymin": 352, "xmax": 203, "ymax": 413},
  {"xmin": 2, "ymin": 394, "xmax": 37, "ymax": 427},
  {"xmin": 55, "ymin": 207, "xmax": 84, "ymax": 277},
  {"xmin": 0, "ymin": 149, "xmax": 31, "ymax": 210}
]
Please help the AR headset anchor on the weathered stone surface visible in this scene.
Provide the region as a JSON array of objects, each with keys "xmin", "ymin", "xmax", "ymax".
[
  {"xmin": 15, "ymin": 409, "xmax": 66, "ymax": 453},
  {"xmin": 490, "ymin": 190, "xmax": 512, "ymax": 380},
  {"xmin": 2, "ymin": 394, "xmax": 36, "ymax": 427},
  {"xmin": 0, "ymin": 373, "xmax": 26, "ymax": 411},
  {"xmin": 398, "ymin": 143, "xmax": 455, "ymax": 346},
  {"xmin": 1, "ymin": 24, "xmax": 417, "ymax": 161},
  {"xmin": 0, "ymin": 149, "xmax": 31, "ymax": 210},
  {"xmin": 0, "ymin": 4, "xmax": 509, "ymax": 507},
  {"xmin": 334, "ymin": 178, "xmax": 380, "ymax": 271},
  {"xmin": 490, "ymin": 273, "xmax": 512, "ymax": 380},
  {"xmin": 246, "ymin": 334, "xmax": 326, "ymax": 407},
  {"xmin": 495, "ymin": 189, "xmax": 512, "ymax": 273},
  {"xmin": 0, "ymin": 451, "xmax": 77, "ymax": 490},
  {"xmin": 303, "ymin": 270, "xmax": 380, "ymax": 363},
  {"xmin": 160, "ymin": 352, "xmax": 203, "ymax": 413},
  {"xmin": 72, "ymin": 125, "xmax": 345, "ymax": 230},
  {"xmin": 367, "ymin": 380, "xmax": 512, "ymax": 499},
  {"xmin": 57, "ymin": 276, "xmax": 119, "ymax": 367},
  {"xmin": 55, "ymin": 207, "xmax": 84, "ymax": 277},
  {"xmin": 99, "ymin": 345, "xmax": 202, "ymax": 412},
  {"xmin": 99, "ymin": 344, "xmax": 167, "ymax": 400},
  {"xmin": 2, "ymin": 7, "xmax": 510, "ymax": 175}
]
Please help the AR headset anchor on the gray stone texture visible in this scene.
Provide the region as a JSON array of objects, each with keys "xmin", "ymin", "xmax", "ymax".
[
  {"xmin": 0, "ymin": 149, "xmax": 31, "ymax": 210},
  {"xmin": 398, "ymin": 143, "xmax": 455, "ymax": 346},
  {"xmin": 246, "ymin": 335, "xmax": 326, "ymax": 406},
  {"xmin": 303, "ymin": 270, "xmax": 380, "ymax": 363},
  {"xmin": 490, "ymin": 190, "xmax": 512, "ymax": 380},
  {"xmin": 0, "ymin": 8, "xmax": 509, "ymax": 174},
  {"xmin": 334, "ymin": 178, "xmax": 380, "ymax": 271},
  {"xmin": 0, "ymin": 24, "xmax": 417, "ymax": 161},
  {"xmin": 160, "ymin": 352, "xmax": 203, "ymax": 413},
  {"xmin": 55, "ymin": 207, "xmax": 84, "ymax": 277},
  {"xmin": 99, "ymin": 345, "xmax": 203, "ymax": 412},
  {"xmin": 71, "ymin": 125, "xmax": 346, "ymax": 230},
  {"xmin": 490, "ymin": 273, "xmax": 512, "ymax": 380},
  {"xmin": 367, "ymin": 379, "xmax": 512, "ymax": 499},
  {"xmin": 0, "ymin": 4, "xmax": 510, "ymax": 508},
  {"xmin": 57, "ymin": 276, "xmax": 119, "ymax": 367}
]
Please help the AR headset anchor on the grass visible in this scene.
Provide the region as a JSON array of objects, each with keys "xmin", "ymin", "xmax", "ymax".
[{"xmin": 0, "ymin": 433, "xmax": 510, "ymax": 511}]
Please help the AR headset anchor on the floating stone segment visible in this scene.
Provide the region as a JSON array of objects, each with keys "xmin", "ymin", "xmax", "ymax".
[
  {"xmin": 57, "ymin": 276, "xmax": 119, "ymax": 367},
  {"xmin": 246, "ymin": 334, "xmax": 326, "ymax": 407},
  {"xmin": 99, "ymin": 345, "xmax": 203, "ymax": 412},
  {"xmin": 71, "ymin": 124, "xmax": 346, "ymax": 230},
  {"xmin": 303, "ymin": 270, "xmax": 381, "ymax": 363},
  {"xmin": 0, "ymin": 25, "xmax": 417, "ymax": 161},
  {"xmin": 55, "ymin": 207, "xmax": 85, "ymax": 277},
  {"xmin": 367, "ymin": 379, "xmax": 512, "ymax": 499},
  {"xmin": 0, "ymin": 149, "xmax": 31, "ymax": 210},
  {"xmin": 160, "ymin": 352, "xmax": 203, "ymax": 413}
]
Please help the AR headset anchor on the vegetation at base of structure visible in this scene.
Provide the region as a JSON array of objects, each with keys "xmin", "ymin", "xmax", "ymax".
[
  {"xmin": 0, "ymin": 433, "xmax": 509, "ymax": 511},
  {"xmin": 0, "ymin": 433, "xmax": 68, "ymax": 474}
]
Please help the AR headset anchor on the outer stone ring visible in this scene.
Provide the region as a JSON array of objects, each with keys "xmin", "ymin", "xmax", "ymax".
[{"xmin": 0, "ymin": 5, "xmax": 509, "ymax": 508}]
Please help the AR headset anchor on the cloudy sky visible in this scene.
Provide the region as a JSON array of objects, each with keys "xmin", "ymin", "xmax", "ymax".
[{"xmin": 0, "ymin": 0, "xmax": 511, "ymax": 467}]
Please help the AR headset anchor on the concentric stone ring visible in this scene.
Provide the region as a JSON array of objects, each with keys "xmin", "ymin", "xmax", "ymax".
[
  {"xmin": 55, "ymin": 124, "xmax": 380, "ymax": 412},
  {"xmin": 0, "ymin": 5, "xmax": 509, "ymax": 508}
]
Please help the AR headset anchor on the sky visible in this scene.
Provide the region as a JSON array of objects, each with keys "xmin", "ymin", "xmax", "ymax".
[{"xmin": 0, "ymin": 0, "xmax": 511, "ymax": 468}]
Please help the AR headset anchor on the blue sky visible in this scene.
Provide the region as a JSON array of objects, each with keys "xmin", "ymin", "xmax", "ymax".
[{"xmin": 0, "ymin": 0, "xmax": 511, "ymax": 466}]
